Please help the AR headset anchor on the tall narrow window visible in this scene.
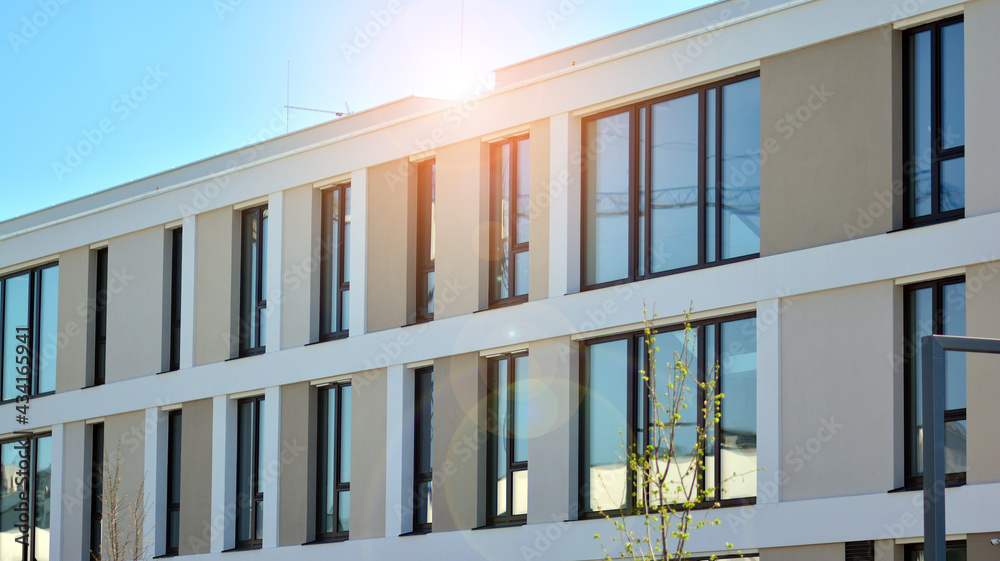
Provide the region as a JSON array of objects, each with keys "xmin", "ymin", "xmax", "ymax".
[
  {"xmin": 490, "ymin": 136, "xmax": 530, "ymax": 306},
  {"xmin": 90, "ymin": 424, "xmax": 104, "ymax": 560},
  {"xmin": 94, "ymin": 248, "xmax": 108, "ymax": 385},
  {"xmin": 166, "ymin": 411, "xmax": 182, "ymax": 555},
  {"xmin": 904, "ymin": 17, "xmax": 964, "ymax": 226},
  {"xmin": 0, "ymin": 434, "xmax": 53, "ymax": 561},
  {"xmin": 239, "ymin": 206, "xmax": 268, "ymax": 355},
  {"xmin": 906, "ymin": 541, "xmax": 966, "ymax": 561},
  {"xmin": 487, "ymin": 352, "xmax": 529, "ymax": 525},
  {"xmin": 236, "ymin": 396, "xmax": 264, "ymax": 548},
  {"xmin": 416, "ymin": 161, "xmax": 436, "ymax": 323},
  {"xmin": 1, "ymin": 263, "xmax": 58, "ymax": 400},
  {"xmin": 168, "ymin": 228, "xmax": 182, "ymax": 371},
  {"xmin": 317, "ymin": 382, "xmax": 351, "ymax": 540},
  {"xmin": 582, "ymin": 73, "xmax": 760, "ymax": 289},
  {"xmin": 320, "ymin": 184, "xmax": 351, "ymax": 340},
  {"xmin": 580, "ymin": 315, "xmax": 757, "ymax": 514},
  {"xmin": 904, "ymin": 277, "xmax": 966, "ymax": 485},
  {"xmin": 412, "ymin": 367, "xmax": 433, "ymax": 532}
]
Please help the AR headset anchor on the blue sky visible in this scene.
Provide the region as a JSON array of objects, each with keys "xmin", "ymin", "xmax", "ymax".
[{"xmin": 0, "ymin": 0, "xmax": 709, "ymax": 222}]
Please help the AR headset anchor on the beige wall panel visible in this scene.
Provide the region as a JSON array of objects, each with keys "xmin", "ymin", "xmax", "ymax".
[
  {"xmin": 760, "ymin": 29, "xmax": 894, "ymax": 254},
  {"xmin": 350, "ymin": 368, "xmax": 388, "ymax": 539},
  {"xmin": 194, "ymin": 207, "xmax": 237, "ymax": 365},
  {"xmin": 105, "ymin": 227, "xmax": 167, "ymax": 382},
  {"xmin": 278, "ymin": 381, "xmax": 312, "ymax": 545},
  {"xmin": 366, "ymin": 159, "xmax": 413, "ymax": 331},
  {"xmin": 179, "ymin": 399, "xmax": 213, "ymax": 555},
  {"xmin": 526, "ymin": 336, "xmax": 578, "ymax": 523},
  {"xmin": 965, "ymin": 0, "xmax": 1000, "ymax": 217},
  {"xmin": 761, "ymin": 543, "xmax": 844, "ymax": 561},
  {"xmin": 101, "ymin": 411, "xmax": 148, "ymax": 554},
  {"xmin": 965, "ymin": 262, "xmax": 1000, "ymax": 484},
  {"xmin": 528, "ymin": 119, "xmax": 550, "ymax": 301},
  {"xmin": 435, "ymin": 139, "xmax": 489, "ymax": 319},
  {"xmin": 780, "ymin": 281, "xmax": 895, "ymax": 500},
  {"xmin": 432, "ymin": 353, "xmax": 485, "ymax": 531},
  {"xmin": 968, "ymin": 532, "xmax": 1000, "ymax": 561},
  {"xmin": 279, "ymin": 185, "xmax": 317, "ymax": 349},
  {"xmin": 56, "ymin": 246, "xmax": 92, "ymax": 392}
]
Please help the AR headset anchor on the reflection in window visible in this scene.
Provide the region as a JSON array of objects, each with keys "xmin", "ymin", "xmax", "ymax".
[
  {"xmin": 239, "ymin": 206, "xmax": 268, "ymax": 355},
  {"xmin": 905, "ymin": 277, "xmax": 966, "ymax": 484},
  {"xmin": 416, "ymin": 162, "xmax": 436, "ymax": 323},
  {"xmin": 166, "ymin": 411, "xmax": 182, "ymax": 554},
  {"xmin": 317, "ymin": 382, "xmax": 351, "ymax": 541},
  {"xmin": 413, "ymin": 367, "xmax": 433, "ymax": 532},
  {"xmin": 490, "ymin": 136, "xmax": 531, "ymax": 306},
  {"xmin": 94, "ymin": 248, "xmax": 108, "ymax": 386},
  {"xmin": 904, "ymin": 17, "xmax": 964, "ymax": 226},
  {"xmin": 90, "ymin": 424, "xmax": 104, "ymax": 560},
  {"xmin": 0, "ymin": 434, "xmax": 52, "ymax": 561},
  {"xmin": 583, "ymin": 74, "xmax": 760, "ymax": 288},
  {"xmin": 236, "ymin": 396, "xmax": 264, "ymax": 548},
  {"xmin": 1, "ymin": 263, "xmax": 58, "ymax": 400},
  {"xmin": 168, "ymin": 228, "xmax": 182, "ymax": 372},
  {"xmin": 580, "ymin": 315, "xmax": 757, "ymax": 513},
  {"xmin": 487, "ymin": 352, "xmax": 529, "ymax": 524},
  {"xmin": 321, "ymin": 184, "xmax": 351, "ymax": 340}
]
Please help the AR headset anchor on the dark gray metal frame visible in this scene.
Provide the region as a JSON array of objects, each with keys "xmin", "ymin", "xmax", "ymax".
[{"xmin": 920, "ymin": 334, "xmax": 1000, "ymax": 561}]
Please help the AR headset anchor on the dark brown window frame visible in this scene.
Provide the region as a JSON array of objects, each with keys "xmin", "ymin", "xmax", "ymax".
[
  {"xmin": 165, "ymin": 410, "xmax": 182, "ymax": 555},
  {"xmin": 94, "ymin": 247, "xmax": 108, "ymax": 385},
  {"xmin": 316, "ymin": 381, "xmax": 351, "ymax": 542},
  {"xmin": 578, "ymin": 313, "xmax": 758, "ymax": 518},
  {"xmin": 239, "ymin": 206, "xmax": 268, "ymax": 356},
  {"xmin": 486, "ymin": 351, "xmax": 528, "ymax": 526},
  {"xmin": 489, "ymin": 135, "xmax": 530, "ymax": 308},
  {"xmin": 415, "ymin": 161, "xmax": 436, "ymax": 324},
  {"xmin": 320, "ymin": 184, "xmax": 351, "ymax": 341},
  {"xmin": 412, "ymin": 366, "xmax": 434, "ymax": 533},
  {"xmin": 235, "ymin": 395, "xmax": 264, "ymax": 548},
  {"xmin": 168, "ymin": 228, "xmax": 182, "ymax": 372},
  {"xmin": 902, "ymin": 16, "xmax": 965, "ymax": 228},
  {"xmin": 903, "ymin": 275, "xmax": 966, "ymax": 487},
  {"xmin": 90, "ymin": 423, "xmax": 104, "ymax": 560},
  {"xmin": 0, "ymin": 262, "xmax": 58, "ymax": 402},
  {"xmin": 580, "ymin": 72, "xmax": 761, "ymax": 292}
]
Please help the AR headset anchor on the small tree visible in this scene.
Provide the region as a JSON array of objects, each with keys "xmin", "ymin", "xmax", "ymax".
[
  {"xmin": 94, "ymin": 440, "xmax": 153, "ymax": 561},
  {"xmin": 595, "ymin": 306, "xmax": 745, "ymax": 560}
]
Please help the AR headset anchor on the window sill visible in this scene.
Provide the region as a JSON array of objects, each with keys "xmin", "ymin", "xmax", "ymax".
[
  {"xmin": 399, "ymin": 529, "xmax": 431, "ymax": 537},
  {"xmin": 474, "ymin": 520, "xmax": 526, "ymax": 530},
  {"xmin": 222, "ymin": 544, "xmax": 261, "ymax": 552},
  {"xmin": 581, "ymin": 253, "xmax": 760, "ymax": 293},
  {"xmin": 889, "ymin": 476, "xmax": 966, "ymax": 493},
  {"xmin": 227, "ymin": 350, "xmax": 265, "ymax": 362},
  {"xmin": 302, "ymin": 537, "xmax": 348, "ymax": 545},
  {"xmin": 579, "ymin": 496, "xmax": 756, "ymax": 519},
  {"xmin": 1, "ymin": 390, "xmax": 54, "ymax": 404},
  {"xmin": 896, "ymin": 213, "xmax": 964, "ymax": 232}
]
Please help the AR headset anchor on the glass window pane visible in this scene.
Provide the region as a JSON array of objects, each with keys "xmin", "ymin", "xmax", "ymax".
[
  {"xmin": 2, "ymin": 274, "xmax": 29, "ymax": 401},
  {"xmin": 584, "ymin": 113, "xmax": 630, "ymax": 285},
  {"xmin": 34, "ymin": 435, "xmax": 52, "ymax": 561},
  {"xmin": 944, "ymin": 419, "xmax": 966, "ymax": 474},
  {"xmin": 720, "ymin": 318, "xmax": 757, "ymax": 499},
  {"xmin": 638, "ymin": 106, "xmax": 647, "ymax": 277},
  {"xmin": 939, "ymin": 157, "xmax": 965, "ymax": 213},
  {"xmin": 513, "ymin": 355, "xmax": 530, "ymax": 464},
  {"xmin": 648, "ymin": 329, "xmax": 698, "ymax": 506},
  {"xmin": 236, "ymin": 402, "xmax": 254, "ymax": 542},
  {"xmin": 415, "ymin": 481, "xmax": 433, "ymax": 527},
  {"xmin": 908, "ymin": 30, "xmax": 932, "ymax": 218},
  {"xmin": 167, "ymin": 510, "xmax": 180, "ymax": 551},
  {"xmin": 908, "ymin": 287, "xmax": 932, "ymax": 476},
  {"xmin": 511, "ymin": 469, "xmax": 528, "ymax": 516},
  {"xmin": 340, "ymin": 386, "xmax": 352, "ymax": 484},
  {"xmin": 0, "ymin": 441, "xmax": 21, "ymax": 561},
  {"xmin": 343, "ymin": 186, "xmax": 352, "ymax": 283},
  {"xmin": 260, "ymin": 210, "xmax": 268, "ymax": 296},
  {"xmin": 326, "ymin": 190, "xmax": 340, "ymax": 333},
  {"xmin": 415, "ymin": 371, "xmax": 434, "ymax": 474},
  {"xmin": 721, "ymin": 78, "xmax": 761, "ymax": 259},
  {"xmin": 941, "ymin": 282, "xmax": 966, "ymax": 410},
  {"xmin": 940, "ymin": 22, "xmax": 964, "ymax": 149},
  {"xmin": 169, "ymin": 413, "xmax": 183, "ymax": 505},
  {"xmin": 337, "ymin": 490, "xmax": 350, "ymax": 533},
  {"xmin": 584, "ymin": 339, "xmax": 628, "ymax": 511},
  {"xmin": 514, "ymin": 251, "xmax": 529, "ymax": 297},
  {"xmin": 706, "ymin": 88, "xmax": 717, "ymax": 263},
  {"xmin": 340, "ymin": 289, "xmax": 350, "ymax": 333},
  {"xmin": 254, "ymin": 499, "xmax": 263, "ymax": 541},
  {"xmin": 516, "ymin": 138, "xmax": 530, "ymax": 245},
  {"xmin": 425, "ymin": 271, "xmax": 435, "ymax": 317},
  {"xmin": 650, "ymin": 94, "xmax": 699, "ymax": 273},
  {"xmin": 37, "ymin": 267, "xmax": 58, "ymax": 394},
  {"xmin": 492, "ymin": 359, "xmax": 509, "ymax": 517}
]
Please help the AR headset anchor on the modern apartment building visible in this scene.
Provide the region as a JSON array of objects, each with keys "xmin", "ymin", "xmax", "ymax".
[{"xmin": 1, "ymin": 0, "xmax": 999, "ymax": 559}]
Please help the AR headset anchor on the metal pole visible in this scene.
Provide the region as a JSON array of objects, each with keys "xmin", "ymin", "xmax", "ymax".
[{"xmin": 921, "ymin": 335, "xmax": 946, "ymax": 561}]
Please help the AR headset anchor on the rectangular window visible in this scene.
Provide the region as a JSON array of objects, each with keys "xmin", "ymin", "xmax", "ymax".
[
  {"xmin": 94, "ymin": 248, "xmax": 108, "ymax": 385},
  {"xmin": 412, "ymin": 367, "xmax": 433, "ymax": 532},
  {"xmin": 490, "ymin": 136, "xmax": 531, "ymax": 306},
  {"xmin": 904, "ymin": 17, "xmax": 964, "ymax": 226},
  {"xmin": 168, "ymin": 228, "xmax": 182, "ymax": 371},
  {"xmin": 90, "ymin": 423, "xmax": 104, "ymax": 560},
  {"xmin": 316, "ymin": 382, "xmax": 351, "ymax": 540},
  {"xmin": 239, "ymin": 206, "xmax": 268, "ymax": 355},
  {"xmin": 582, "ymin": 73, "xmax": 760, "ymax": 289},
  {"xmin": 416, "ymin": 161, "xmax": 436, "ymax": 323},
  {"xmin": 904, "ymin": 276, "xmax": 966, "ymax": 485},
  {"xmin": 1, "ymin": 263, "xmax": 58, "ymax": 400},
  {"xmin": 0, "ymin": 434, "xmax": 52, "ymax": 561},
  {"xmin": 166, "ymin": 411, "xmax": 182, "ymax": 555},
  {"xmin": 906, "ymin": 541, "xmax": 966, "ymax": 561},
  {"xmin": 236, "ymin": 396, "xmax": 264, "ymax": 548},
  {"xmin": 320, "ymin": 184, "xmax": 351, "ymax": 340},
  {"xmin": 487, "ymin": 352, "xmax": 529, "ymax": 525},
  {"xmin": 580, "ymin": 314, "xmax": 757, "ymax": 514}
]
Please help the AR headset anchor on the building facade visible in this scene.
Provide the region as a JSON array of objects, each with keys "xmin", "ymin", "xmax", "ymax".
[{"xmin": 1, "ymin": 0, "xmax": 999, "ymax": 559}]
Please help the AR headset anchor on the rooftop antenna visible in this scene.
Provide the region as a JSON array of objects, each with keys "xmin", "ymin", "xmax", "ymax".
[{"xmin": 284, "ymin": 61, "xmax": 349, "ymax": 130}]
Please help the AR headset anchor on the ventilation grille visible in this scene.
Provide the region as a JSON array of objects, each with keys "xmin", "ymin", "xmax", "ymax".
[{"xmin": 846, "ymin": 540, "xmax": 875, "ymax": 561}]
